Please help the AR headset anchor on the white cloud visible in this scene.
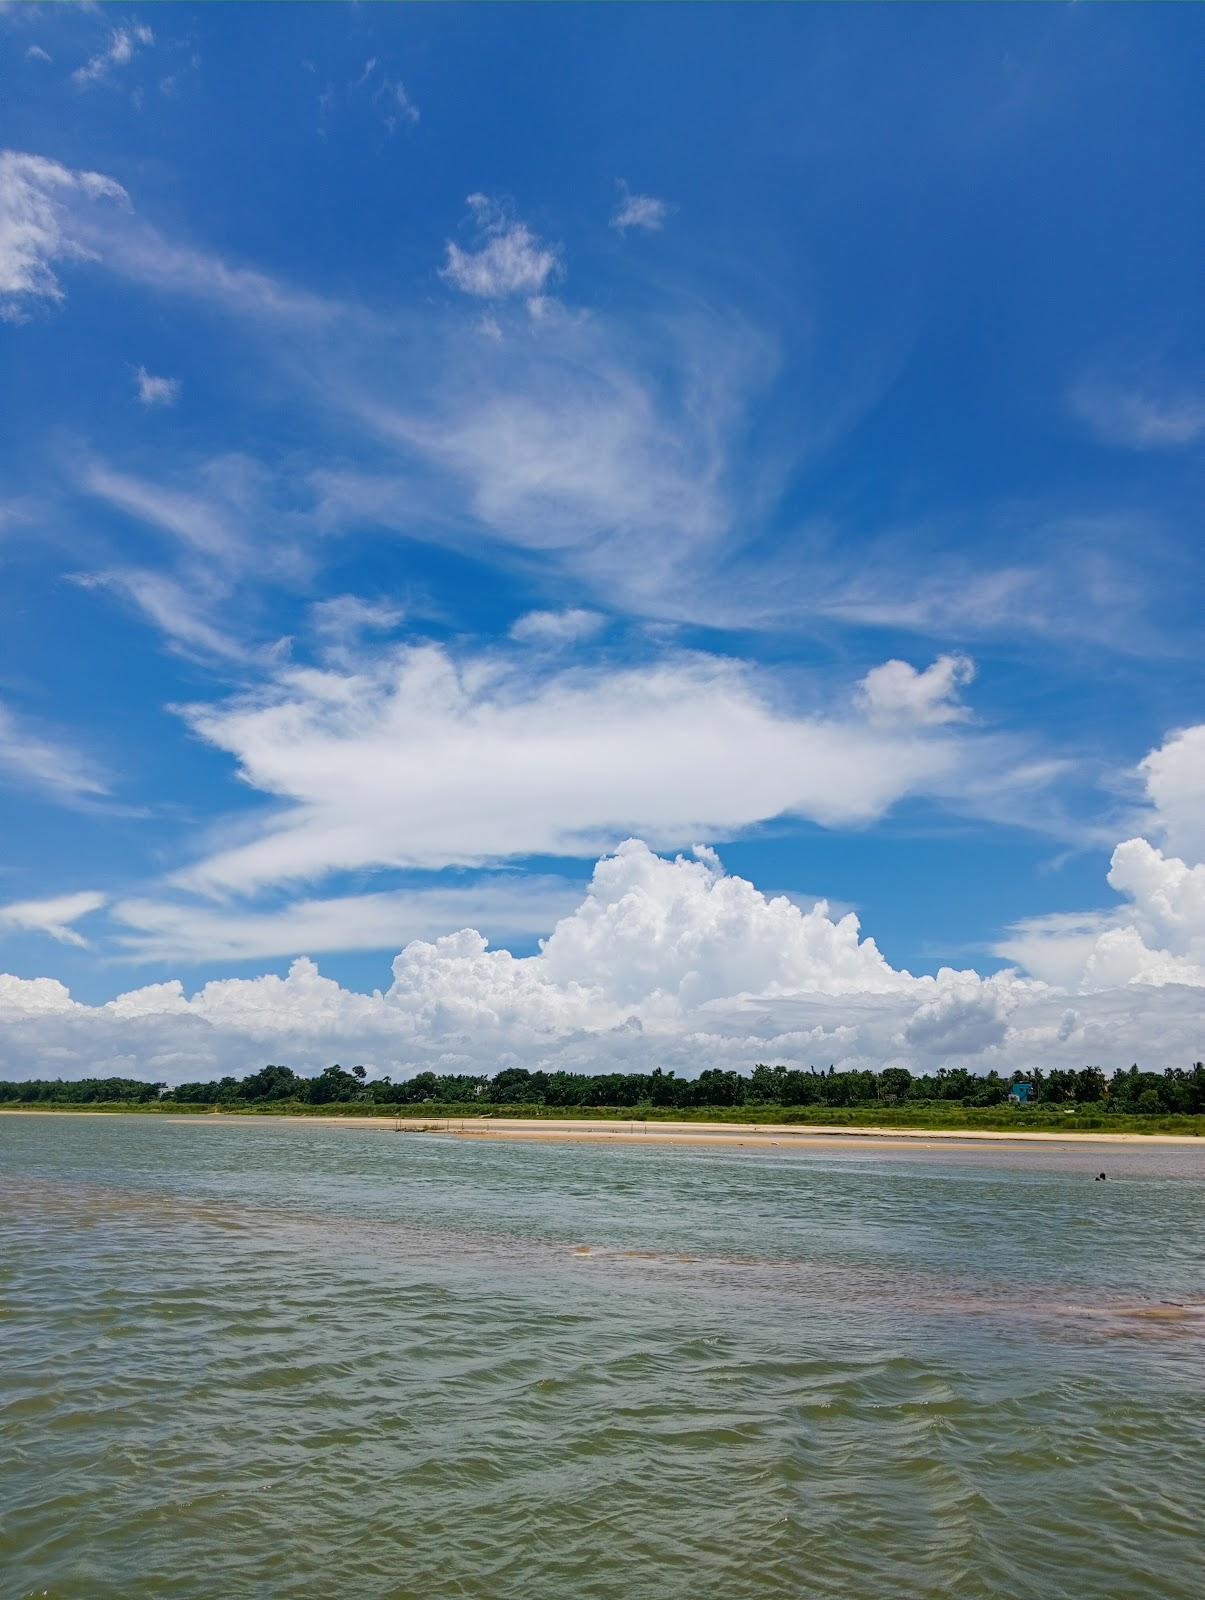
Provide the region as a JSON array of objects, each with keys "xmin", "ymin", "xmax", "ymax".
[
  {"xmin": 111, "ymin": 877, "xmax": 582, "ymax": 964},
  {"xmin": 901, "ymin": 973, "xmax": 1016, "ymax": 1054},
  {"xmin": 391, "ymin": 81, "xmax": 420, "ymax": 128},
  {"xmin": 4, "ymin": 836, "xmax": 1205, "ymax": 1084},
  {"xmin": 1137, "ymin": 724, "xmax": 1205, "ymax": 863},
  {"xmin": 73, "ymin": 453, "xmax": 315, "ymax": 666},
  {"xmin": 101, "ymin": 222, "xmax": 345, "ymax": 324},
  {"xmin": 73, "ymin": 24, "xmax": 153, "ymax": 87},
  {"xmin": 509, "ymin": 608, "xmax": 606, "ymax": 646},
  {"xmin": 134, "ymin": 366, "xmax": 180, "ymax": 407},
  {"xmin": 856, "ymin": 653, "xmax": 975, "ymax": 727},
  {"xmin": 536, "ymin": 840, "xmax": 909, "ymax": 1006},
  {"xmin": 611, "ymin": 181, "xmax": 669, "ymax": 234},
  {"xmin": 996, "ymin": 725, "xmax": 1205, "ymax": 992},
  {"xmin": 348, "ymin": 58, "xmax": 419, "ymax": 132},
  {"xmin": 441, "ymin": 196, "xmax": 560, "ymax": 299},
  {"xmin": 1070, "ymin": 378, "xmax": 1205, "ymax": 450},
  {"xmin": 26, "ymin": 45, "xmax": 51, "ymax": 64},
  {"xmin": 0, "ymin": 150, "xmax": 128, "ymax": 320},
  {"xmin": 1107, "ymin": 836, "xmax": 1205, "ymax": 958},
  {"xmin": 346, "ymin": 301, "xmax": 770, "ymax": 608},
  {"xmin": 993, "ymin": 909, "xmax": 1122, "ymax": 992},
  {"xmin": 74, "ymin": 569, "xmax": 249, "ymax": 664},
  {"xmin": 0, "ymin": 147, "xmax": 340, "ymax": 324},
  {"xmin": 0, "ymin": 973, "xmax": 78, "ymax": 1021},
  {"xmin": 2, "ymin": 152, "xmax": 1170, "ymax": 661},
  {"xmin": 0, "ymin": 700, "xmax": 108, "ymax": 802},
  {"xmin": 170, "ymin": 643, "xmax": 986, "ymax": 895},
  {"xmin": 0, "ymin": 891, "xmax": 105, "ymax": 948},
  {"xmin": 309, "ymin": 595, "xmax": 404, "ymax": 660},
  {"xmin": 997, "ymin": 846, "xmax": 1205, "ymax": 995},
  {"xmin": 81, "ymin": 460, "xmax": 242, "ymax": 559},
  {"xmin": 761, "ymin": 511, "xmax": 1171, "ymax": 657},
  {"xmin": 1081, "ymin": 923, "xmax": 1205, "ymax": 991}
]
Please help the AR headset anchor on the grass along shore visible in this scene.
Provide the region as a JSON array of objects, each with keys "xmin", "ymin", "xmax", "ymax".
[{"xmin": 4, "ymin": 1098, "xmax": 1205, "ymax": 1138}]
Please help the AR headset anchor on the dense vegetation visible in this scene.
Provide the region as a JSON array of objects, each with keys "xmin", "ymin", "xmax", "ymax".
[{"xmin": 3, "ymin": 1061, "xmax": 1205, "ymax": 1119}]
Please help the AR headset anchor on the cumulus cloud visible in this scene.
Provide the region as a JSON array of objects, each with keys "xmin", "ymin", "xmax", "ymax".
[
  {"xmin": 536, "ymin": 841, "xmax": 908, "ymax": 1006},
  {"xmin": 1107, "ymin": 837, "xmax": 1205, "ymax": 947},
  {"xmin": 1137, "ymin": 724, "xmax": 1205, "ymax": 863},
  {"xmin": 3, "ymin": 838, "xmax": 1204, "ymax": 1085},
  {"xmin": 999, "ymin": 844, "xmax": 1205, "ymax": 994},
  {"xmin": 170, "ymin": 643, "xmax": 987, "ymax": 894},
  {"xmin": 901, "ymin": 973, "xmax": 1016, "ymax": 1054},
  {"xmin": 134, "ymin": 365, "xmax": 180, "ymax": 407},
  {"xmin": 0, "ymin": 891, "xmax": 106, "ymax": 948},
  {"xmin": 996, "ymin": 725, "xmax": 1205, "ymax": 992},
  {"xmin": 1070, "ymin": 378, "xmax": 1205, "ymax": 449},
  {"xmin": 0, "ymin": 150, "xmax": 128, "ymax": 320},
  {"xmin": 856, "ymin": 653, "xmax": 976, "ymax": 726},
  {"xmin": 611, "ymin": 181, "xmax": 670, "ymax": 234},
  {"xmin": 509, "ymin": 608, "xmax": 606, "ymax": 646},
  {"xmin": 441, "ymin": 195, "xmax": 561, "ymax": 299}
]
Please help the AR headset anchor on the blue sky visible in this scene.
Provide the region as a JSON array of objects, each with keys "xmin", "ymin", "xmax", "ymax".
[{"xmin": 0, "ymin": 5, "xmax": 1202, "ymax": 1080}]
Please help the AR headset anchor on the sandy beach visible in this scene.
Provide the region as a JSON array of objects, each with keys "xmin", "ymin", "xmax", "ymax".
[
  {"xmin": 3, "ymin": 1109, "xmax": 1192, "ymax": 1149},
  {"xmin": 309, "ymin": 1114, "xmax": 1205, "ymax": 1148}
]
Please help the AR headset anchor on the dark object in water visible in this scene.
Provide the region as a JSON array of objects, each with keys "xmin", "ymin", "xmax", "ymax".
[{"xmin": 1095, "ymin": 1172, "xmax": 1108, "ymax": 1181}]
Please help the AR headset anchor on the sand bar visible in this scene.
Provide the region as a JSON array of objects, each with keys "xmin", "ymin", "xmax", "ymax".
[{"xmin": 7, "ymin": 1108, "xmax": 1201, "ymax": 1148}]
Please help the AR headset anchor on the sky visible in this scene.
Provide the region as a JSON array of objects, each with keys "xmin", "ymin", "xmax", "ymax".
[{"xmin": 1, "ymin": 3, "xmax": 1203, "ymax": 1083}]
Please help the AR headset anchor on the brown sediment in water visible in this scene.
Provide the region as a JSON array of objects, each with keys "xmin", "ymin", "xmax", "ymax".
[{"xmin": 8, "ymin": 1172, "xmax": 1201, "ymax": 1341}]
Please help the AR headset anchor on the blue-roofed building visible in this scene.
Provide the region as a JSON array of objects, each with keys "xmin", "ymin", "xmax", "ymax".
[{"xmin": 1008, "ymin": 1082, "xmax": 1035, "ymax": 1106}]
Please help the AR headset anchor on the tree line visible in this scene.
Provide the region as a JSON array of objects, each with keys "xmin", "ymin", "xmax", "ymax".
[{"xmin": 2, "ymin": 1061, "xmax": 1205, "ymax": 1115}]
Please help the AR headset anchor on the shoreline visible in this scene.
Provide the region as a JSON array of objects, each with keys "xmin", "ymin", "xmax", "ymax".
[{"xmin": 5, "ymin": 1107, "xmax": 1204, "ymax": 1148}]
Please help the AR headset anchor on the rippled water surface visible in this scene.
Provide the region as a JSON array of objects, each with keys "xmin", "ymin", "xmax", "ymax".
[{"xmin": 2, "ymin": 1116, "xmax": 1204, "ymax": 1599}]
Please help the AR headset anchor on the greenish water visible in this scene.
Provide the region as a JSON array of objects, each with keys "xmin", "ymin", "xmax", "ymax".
[{"xmin": 2, "ymin": 1117, "xmax": 1203, "ymax": 1600}]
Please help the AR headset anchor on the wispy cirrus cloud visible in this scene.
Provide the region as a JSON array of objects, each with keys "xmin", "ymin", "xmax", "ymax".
[
  {"xmin": 73, "ymin": 569, "xmax": 251, "ymax": 665},
  {"xmin": 72, "ymin": 24, "xmax": 153, "ymax": 88},
  {"xmin": 0, "ymin": 890, "xmax": 106, "ymax": 947},
  {"xmin": 1069, "ymin": 376, "xmax": 1205, "ymax": 450},
  {"xmin": 0, "ymin": 700, "xmax": 108, "ymax": 803},
  {"xmin": 10, "ymin": 147, "xmax": 1183, "ymax": 678},
  {"xmin": 0, "ymin": 147, "xmax": 346, "ymax": 327},
  {"xmin": 73, "ymin": 454, "xmax": 313, "ymax": 665},
  {"xmin": 111, "ymin": 876, "xmax": 581, "ymax": 964}
]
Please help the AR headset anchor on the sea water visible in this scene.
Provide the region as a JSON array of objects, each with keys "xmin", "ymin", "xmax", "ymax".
[{"xmin": 2, "ymin": 1114, "xmax": 1203, "ymax": 1599}]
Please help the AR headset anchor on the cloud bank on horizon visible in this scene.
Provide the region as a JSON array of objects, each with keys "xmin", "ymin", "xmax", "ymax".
[{"xmin": 1, "ymin": 4, "xmax": 1202, "ymax": 1081}]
